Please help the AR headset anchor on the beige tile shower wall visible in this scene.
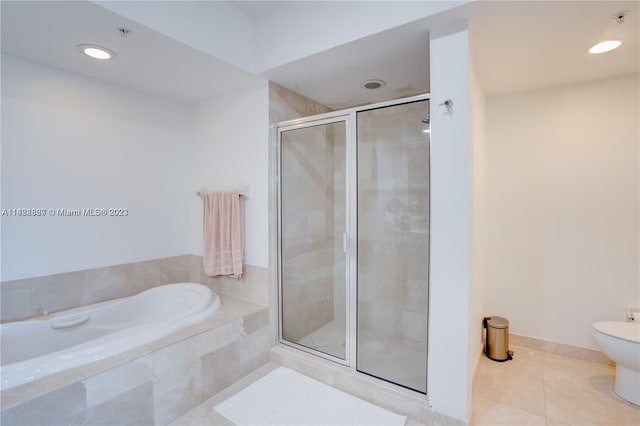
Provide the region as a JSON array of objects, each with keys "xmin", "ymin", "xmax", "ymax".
[
  {"xmin": 331, "ymin": 124, "xmax": 347, "ymax": 332},
  {"xmin": 357, "ymin": 103, "xmax": 430, "ymax": 342},
  {"xmin": 268, "ymin": 82, "xmax": 332, "ymax": 123},
  {"xmin": 269, "ymin": 82, "xmax": 337, "ymax": 342},
  {"xmin": 0, "ymin": 255, "xmax": 191, "ymax": 323},
  {"xmin": 280, "ymin": 124, "xmax": 339, "ymax": 340},
  {"xmin": 280, "ymin": 245, "xmax": 336, "ymax": 341}
]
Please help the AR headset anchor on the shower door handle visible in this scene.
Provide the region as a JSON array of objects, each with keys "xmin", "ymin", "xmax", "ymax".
[{"xmin": 343, "ymin": 233, "xmax": 348, "ymax": 253}]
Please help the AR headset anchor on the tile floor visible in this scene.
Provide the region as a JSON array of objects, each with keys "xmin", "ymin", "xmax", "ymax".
[
  {"xmin": 174, "ymin": 345, "xmax": 639, "ymax": 425},
  {"xmin": 172, "ymin": 362, "xmax": 430, "ymax": 426},
  {"xmin": 170, "ymin": 364, "xmax": 279, "ymax": 426},
  {"xmin": 470, "ymin": 345, "xmax": 640, "ymax": 425}
]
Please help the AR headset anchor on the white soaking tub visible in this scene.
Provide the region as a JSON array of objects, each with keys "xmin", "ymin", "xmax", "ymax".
[{"xmin": 0, "ymin": 283, "xmax": 220, "ymax": 391}]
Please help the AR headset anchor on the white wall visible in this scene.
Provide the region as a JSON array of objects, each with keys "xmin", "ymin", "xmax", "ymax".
[
  {"xmin": 1, "ymin": 55, "xmax": 192, "ymax": 281},
  {"xmin": 469, "ymin": 28, "xmax": 488, "ymax": 382},
  {"xmin": 189, "ymin": 83, "xmax": 270, "ymax": 267},
  {"xmin": 428, "ymin": 27, "xmax": 473, "ymax": 422},
  {"xmin": 486, "ymin": 74, "xmax": 640, "ymax": 349},
  {"xmin": 1, "ymin": 54, "xmax": 272, "ymax": 281}
]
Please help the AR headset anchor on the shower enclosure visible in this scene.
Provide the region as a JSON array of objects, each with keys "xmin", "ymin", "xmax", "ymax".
[{"xmin": 276, "ymin": 95, "xmax": 430, "ymax": 394}]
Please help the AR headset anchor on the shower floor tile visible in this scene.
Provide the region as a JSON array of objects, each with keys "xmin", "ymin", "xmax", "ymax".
[
  {"xmin": 296, "ymin": 319, "xmax": 346, "ymax": 357},
  {"xmin": 357, "ymin": 330, "xmax": 427, "ymax": 392},
  {"xmin": 297, "ymin": 320, "xmax": 427, "ymax": 392}
]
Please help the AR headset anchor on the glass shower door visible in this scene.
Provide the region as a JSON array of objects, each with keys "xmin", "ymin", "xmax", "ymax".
[
  {"xmin": 356, "ymin": 100, "xmax": 430, "ymax": 392},
  {"xmin": 279, "ymin": 119, "xmax": 348, "ymax": 361}
]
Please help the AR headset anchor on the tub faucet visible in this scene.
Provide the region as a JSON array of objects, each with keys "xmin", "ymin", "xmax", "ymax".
[{"xmin": 35, "ymin": 308, "xmax": 54, "ymax": 320}]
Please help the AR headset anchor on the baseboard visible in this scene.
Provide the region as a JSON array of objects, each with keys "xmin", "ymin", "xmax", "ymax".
[{"xmin": 510, "ymin": 333, "xmax": 612, "ymax": 365}]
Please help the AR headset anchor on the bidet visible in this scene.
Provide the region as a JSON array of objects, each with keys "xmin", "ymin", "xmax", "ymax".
[{"xmin": 593, "ymin": 321, "xmax": 640, "ymax": 406}]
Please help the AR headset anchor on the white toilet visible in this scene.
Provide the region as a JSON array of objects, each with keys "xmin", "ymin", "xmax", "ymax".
[{"xmin": 592, "ymin": 321, "xmax": 640, "ymax": 406}]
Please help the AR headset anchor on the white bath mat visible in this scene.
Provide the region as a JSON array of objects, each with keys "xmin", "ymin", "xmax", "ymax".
[{"xmin": 214, "ymin": 367, "xmax": 406, "ymax": 426}]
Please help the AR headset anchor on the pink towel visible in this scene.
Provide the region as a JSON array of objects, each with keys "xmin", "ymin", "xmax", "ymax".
[{"xmin": 202, "ymin": 191, "xmax": 244, "ymax": 278}]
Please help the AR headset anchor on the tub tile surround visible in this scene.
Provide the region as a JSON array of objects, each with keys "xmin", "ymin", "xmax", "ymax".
[
  {"xmin": 470, "ymin": 346, "xmax": 640, "ymax": 425},
  {"xmin": 1, "ymin": 382, "xmax": 88, "ymax": 426},
  {"xmin": 0, "ymin": 295, "xmax": 270, "ymax": 426},
  {"xmin": 0, "ymin": 254, "xmax": 192, "ymax": 323},
  {"xmin": 124, "ymin": 255, "xmax": 191, "ymax": 297},
  {"xmin": 1, "ymin": 254, "xmax": 269, "ymax": 324},
  {"xmin": 85, "ymin": 382, "xmax": 155, "ymax": 426},
  {"xmin": 83, "ymin": 358, "xmax": 155, "ymax": 425},
  {"xmin": 170, "ymin": 363, "xmax": 281, "ymax": 426},
  {"xmin": 188, "ymin": 254, "xmax": 268, "ymax": 306}
]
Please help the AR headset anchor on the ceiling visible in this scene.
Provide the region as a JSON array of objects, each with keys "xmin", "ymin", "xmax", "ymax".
[
  {"xmin": 232, "ymin": 1, "xmax": 288, "ymax": 20},
  {"xmin": 1, "ymin": 1, "xmax": 638, "ymax": 107},
  {"xmin": 0, "ymin": 1, "xmax": 261, "ymax": 104},
  {"xmin": 468, "ymin": 1, "xmax": 639, "ymax": 95},
  {"xmin": 262, "ymin": 22, "xmax": 430, "ymax": 109}
]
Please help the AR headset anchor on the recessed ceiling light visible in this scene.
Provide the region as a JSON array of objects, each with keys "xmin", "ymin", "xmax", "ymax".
[
  {"xmin": 78, "ymin": 44, "xmax": 116, "ymax": 60},
  {"xmin": 361, "ymin": 79, "xmax": 386, "ymax": 90},
  {"xmin": 588, "ymin": 40, "xmax": 622, "ymax": 54}
]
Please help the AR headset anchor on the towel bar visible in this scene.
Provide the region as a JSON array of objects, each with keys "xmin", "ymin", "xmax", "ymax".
[{"xmin": 196, "ymin": 186, "xmax": 249, "ymax": 199}]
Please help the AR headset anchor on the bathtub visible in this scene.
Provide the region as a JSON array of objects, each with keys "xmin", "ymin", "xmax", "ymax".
[{"xmin": 0, "ymin": 282, "xmax": 220, "ymax": 391}]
